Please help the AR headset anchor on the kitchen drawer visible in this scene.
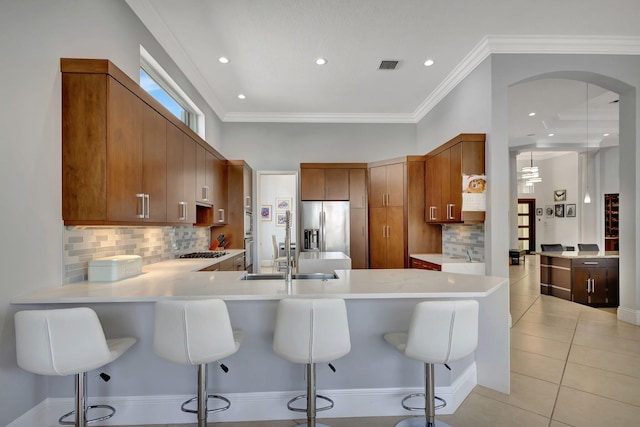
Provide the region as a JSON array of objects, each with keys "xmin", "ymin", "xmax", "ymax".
[
  {"xmin": 411, "ymin": 258, "xmax": 441, "ymax": 271},
  {"xmin": 572, "ymin": 258, "xmax": 607, "ymax": 268}
]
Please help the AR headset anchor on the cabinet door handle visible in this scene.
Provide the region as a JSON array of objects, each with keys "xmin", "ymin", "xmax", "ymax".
[
  {"xmin": 447, "ymin": 203, "xmax": 455, "ymax": 220},
  {"xmin": 382, "ymin": 226, "xmax": 386, "ymax": 238},
  {"xmin": 179, "ymin": 201, "xmax": 187, "ymax": 221},
  {"xmin": 591, "ymin": 278, "xmax": 595, "ymax": 293},
  {"xmin": 202, "ymin": 185, "xmax": 209, "ymax": 201},
  {"xmin": 429, "ymin": 206, "xmax": 436, "ymax": 220},
  {"xmin": 144, "ymin": 194, "xmax": 150, "ymax": 219},
  {"xmin": 136, "ymin": 193, "xmax": 145, "ymax": 218},
  {"xmin": 362, "ymin": 225, "xmax": 365, "ymax": 238},
  {"xmin": 245, "ymin": 196, "xmax": 251, "ymax": 209},
  {"xmin": 219, "ymin": 208, "xmax": 225, "ymax": 223},
  {"xmin": 583, "ymin": 262, "xmax": 599, "ymax": 265}
]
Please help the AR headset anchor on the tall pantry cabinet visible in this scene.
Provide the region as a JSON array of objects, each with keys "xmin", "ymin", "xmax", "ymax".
[{"xmin": 368, "ymin": 157, "xmax": 441, "ymax": 269}]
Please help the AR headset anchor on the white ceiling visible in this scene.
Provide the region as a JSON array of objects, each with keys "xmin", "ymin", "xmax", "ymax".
[{"xmin": 126, "ymin": 0, "xmax": 640, "ymax": 135}]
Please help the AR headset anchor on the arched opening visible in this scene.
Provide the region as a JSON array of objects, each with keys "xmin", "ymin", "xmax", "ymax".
[{"xmin": 505, "ymin": 71, "xmax": 636, "ymax": 323}]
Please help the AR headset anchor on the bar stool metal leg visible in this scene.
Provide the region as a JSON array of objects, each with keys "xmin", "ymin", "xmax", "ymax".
[
  {"xmin": 285, "ymin": 363, "xmax": 333, "ymax": 427},
  {"xmin": 395, "ymin": 363, "xmax": 450, "ymax": 427},
  {"xmin": 179, "ymin": 363, "xmax": 231, "ymax": 427},
  {"xmin": 58, "ymin": 372, "xmax": 117, "ymax": 427}
]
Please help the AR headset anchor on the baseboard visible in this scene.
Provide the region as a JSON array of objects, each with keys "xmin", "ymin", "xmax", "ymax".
[
  {"xmin": 617, "ymin": 306, "xmax": 640, "ymax": 325},
  {"xmin": 8, "ymin": 363, "xmax": 476, "ymax": 426}
]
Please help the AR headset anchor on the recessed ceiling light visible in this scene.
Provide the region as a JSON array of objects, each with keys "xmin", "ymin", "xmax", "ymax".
[
  {"xmin": 237, "ymin": 94, "xmax": 246, "ymax": 100},
  {"xmin": 314, "ymin": 58, "xmax": 327, "ymax": 66},
  {"xmin": 218, "ymin": 57, "xmax": 229, "ymax": 64},
  {"xmin": 548, "ymin": 133, "xmax": 554, "ymax": 137},
  {"xmin": 528, "ymin": 112, "xmax": 536, "ymax": 117},
  {"xmin": 424, "ymin": 59, "xmax": 434, "ymax": 67},
  {"xmin": 603, "ymin": 133, "xmax": 610, "ymax": 136}
]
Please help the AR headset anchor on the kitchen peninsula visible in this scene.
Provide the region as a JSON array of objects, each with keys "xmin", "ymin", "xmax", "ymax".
[{"xmin": 12, "ymin": 262, "xmax": 509, "ymax": 424}]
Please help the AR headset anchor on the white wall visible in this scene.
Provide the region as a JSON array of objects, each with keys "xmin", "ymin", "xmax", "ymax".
[
  {"xmin": 222, "ymin": 122, "xmax": 417, "ymax": 170},
  {"xmin": 0, "ymin": 1, "xmax": 221, "ymax": 425},
  {"xmin": 517, "ymin": 153, "xmax": 581, "ymax": 251}
]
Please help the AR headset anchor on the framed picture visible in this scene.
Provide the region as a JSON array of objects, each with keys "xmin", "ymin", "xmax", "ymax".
[
  {"xmin": 555, "ymin": 204, "xmax": 565, "ymax": 218},
  {"xmin": 276, "ymin": 211, "xmax": 288, "ymax": 227},
  {"xmin": 545, "ymin": 205, "xmax": 554, "ymax": 218},
  {"xmin": 275, "ymin": 197, "xmax": 292, "ymax": 211},
  {"xmin": 554, "ymin": 189, "xmax": 567, "ymax": 201},
  {"xmin": 566, "ymin": 204, "xmax": 576, "ymax": 217},
  {"xmin": 260, "ymin": 205, "xmax": 272, "ymax": 221}
]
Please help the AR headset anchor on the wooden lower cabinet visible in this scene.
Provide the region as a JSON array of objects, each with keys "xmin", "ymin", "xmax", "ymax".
[
  {"xmin": 572, "ymin": 258, "xmax": 618, "ymax": 307},
  {"xmin": 540, "ymin": 255, "xmax": 618, "ymax": 307},
  {"xmin": 410, "ymin": 257, "xmax": 441, "ymax": 271},
  {"xmin": 369, "ymin": 206, "xmax": 404, "ymax": 269},
  {"xmin": 349, "ymin": 208, "xmax": 367, "ymax": 269}
]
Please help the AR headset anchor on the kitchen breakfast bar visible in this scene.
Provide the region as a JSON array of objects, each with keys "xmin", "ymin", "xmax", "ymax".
[{"xmin": 11, "ymin": 260, "xmax": 509, "ymax": 424}]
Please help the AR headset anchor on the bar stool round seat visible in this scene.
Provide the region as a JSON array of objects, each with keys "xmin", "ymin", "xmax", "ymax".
[
  {"xmin": 273, "ymin": 298, "xmax": 351, "ymax": 427},
  {"xmin": 384, "ymin": 300, "xmax": 479, "ymax": 427},
  {"xmin": 15, "ymin": 307, "xmax": 137, "ymax": 427},
  {"xmin": 153, "ymin": 299, "xmax": 243, "ymax": 427}
]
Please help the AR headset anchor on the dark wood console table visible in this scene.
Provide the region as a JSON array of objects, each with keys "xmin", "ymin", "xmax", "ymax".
[{"xmin": 540, "ymin": 252, "xmax": 619, "ymax": 307}]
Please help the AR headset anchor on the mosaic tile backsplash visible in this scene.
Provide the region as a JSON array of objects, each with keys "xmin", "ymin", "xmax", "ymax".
[
  {"xmin": 63, "ymin": 226, "xmax": 210, "ymax": 284},
  {"xmin": 442, "ymin": 224, "xmax": 484, "ymax": 261}
]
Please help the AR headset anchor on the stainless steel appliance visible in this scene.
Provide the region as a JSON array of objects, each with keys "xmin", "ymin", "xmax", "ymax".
[
  {"xmin": 244, "ymin": 237, "xmax": 254, "ymax": 272},
  {"xmin": 244, "ymin": 210, "xmax": 253, "ymax": 237},
  {"xmin": 300, "ymin": 201, "xmax": 350, "ymax": 254}
]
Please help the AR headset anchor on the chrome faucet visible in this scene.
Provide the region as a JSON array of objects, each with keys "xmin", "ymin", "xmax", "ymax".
[{"xmin": 284, "ymin": 210, "xmax": 293, "ymax": 284}]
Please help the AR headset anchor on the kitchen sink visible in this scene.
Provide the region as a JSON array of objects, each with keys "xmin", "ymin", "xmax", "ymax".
[{"xmin": 240, "ymin": 273, "xmax": 338, "ymax": 281}]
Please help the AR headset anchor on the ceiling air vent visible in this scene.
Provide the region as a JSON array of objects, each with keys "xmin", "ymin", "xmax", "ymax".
[{"xmin": 378, "ymin": 60, "xmax": 399, "ymax": 70}]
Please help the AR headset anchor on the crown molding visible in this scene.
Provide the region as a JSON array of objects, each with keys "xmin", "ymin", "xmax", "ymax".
[
  {"xmin": 223, "ymin": 112, "xmax": 416, "ymax": 124},
  {"xmin": 125, "ymin": 3, "xmax": 640, "ymax": 125}
]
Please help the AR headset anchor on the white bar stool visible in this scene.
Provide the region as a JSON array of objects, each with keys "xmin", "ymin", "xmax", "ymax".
[
  {"xmin": 14, "ymin": 307, "xmax": 137, "ymax": 427},
  {"xmin": 273, "ymin": 298, "xmax": 351, "ymax": 427},
  {"xmin": 153, "ymin": 299, "xmax": 243, "ymax": 427},
  {"xmin": 384, "ymin": 300, "xmax": 479, "ymax": 427}
]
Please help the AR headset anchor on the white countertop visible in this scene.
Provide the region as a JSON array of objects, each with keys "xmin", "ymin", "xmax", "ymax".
[
  {"xmin": 410, "ymin": 253, "xmax": 480, "ymax": 265},
  {"xmin": 12, "ymin": 257, "xmax": 505, "ymax": 304},
  {"xmin": 298, "ymin": 251, "xmax": 351, "ymax": 260}
]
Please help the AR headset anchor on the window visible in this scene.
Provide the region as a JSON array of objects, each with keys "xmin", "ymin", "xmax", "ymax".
[{"xmin": 139, "ymin": 46, "xmax": 204, "ymax": 137}]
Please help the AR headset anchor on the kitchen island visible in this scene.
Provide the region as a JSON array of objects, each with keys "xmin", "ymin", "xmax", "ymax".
[
  {"xmin": 12, "ymin": 261, "xmax": 509, "ymax": 425},
  {"xmin": 297, "ymin": 251, "xmax": 352, "ymax": 274},
  {"xmin": 540, "ymin": 251, "xmax": 619, "ymax": 307}
]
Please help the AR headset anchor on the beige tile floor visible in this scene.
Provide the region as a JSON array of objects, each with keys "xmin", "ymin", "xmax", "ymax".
[{"xmin": 119, "ymin": 255, "xmax": 640, "ymax": 426}]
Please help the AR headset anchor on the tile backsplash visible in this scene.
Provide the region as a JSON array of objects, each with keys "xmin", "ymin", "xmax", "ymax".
[
  {"xmin": 442, "ymin": 224, "xmax": 484, "ymax": 261},
  {"xmin": 63, "ymin": 226, "xmax": 210, "ymax": 284}
]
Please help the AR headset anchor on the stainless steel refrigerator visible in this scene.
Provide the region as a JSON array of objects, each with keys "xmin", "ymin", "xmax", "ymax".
[{"xmin": 300, "ymin": 201, "xmax": 350, "ymax": 254}]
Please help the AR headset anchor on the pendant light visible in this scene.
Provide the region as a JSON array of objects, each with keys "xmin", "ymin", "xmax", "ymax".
[
  {"xmin": 584, "ymin": 82, "xmax": 591, "ymax": 204},
  {"xmin": 522, "ymin": 152, "xmax": 542, "ymax": 186}
]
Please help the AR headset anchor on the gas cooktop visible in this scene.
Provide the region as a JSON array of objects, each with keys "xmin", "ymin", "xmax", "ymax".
[{"xmin": 179, "ymin": 251, "xmax": 227, "ymax": 259}]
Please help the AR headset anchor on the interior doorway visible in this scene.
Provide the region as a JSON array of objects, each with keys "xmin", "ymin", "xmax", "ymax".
[
  {"xmin": 518, "ymin": 198, "xmax": 536, "ymax": 253},
  {"xmin": 256, "ymin": 171, "xmax": 298, "ymax": 271}
]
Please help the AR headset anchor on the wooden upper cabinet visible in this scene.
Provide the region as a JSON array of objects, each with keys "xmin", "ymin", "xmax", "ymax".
[
  {"xmin": 107, "ymin": 79, "xmax": 167, "ymax": 223},
  {"xmin": 349, "ymin": 169, "xmax": 367, "ymax": 209},
  {"xmin": 425, "ymin": 134, "xmax": 485, "ymax": 224},
  {"xmin": 300, "ymin": 166, "xmax": 349, "ymax": 201},
  {"xmin": 211, "ymin": 155, "xmax": 228, "ymax": 224},
  {"xmin": 61, "ymin": 58, "xmax": 234, "ymax": 226},
  {"xmin": 369, "ymin": 162, "xmax": 404, "ymax": 208},
  {"xmin": 166, "ymin": 123, "xmax": 196, "ymax": 224},
  {"xmin": 325, "ymin": 169, "xmax": 349, "ymax": 200}
]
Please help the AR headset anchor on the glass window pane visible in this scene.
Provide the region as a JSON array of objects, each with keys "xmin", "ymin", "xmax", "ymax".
[
  {"xmin": 518, "ymin": 216, "xmax": 529, "ymax": 226},
  {"xmin": 518, "ymin": 229, "xmax": 529, "ymax": 238},
  {"xmin": 518, "ymin": 204, "xmax": 529, "ymax": 214},
  {"xmin": 140, "ymin": 68, "xmax": 186, "ymax": 122}
]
